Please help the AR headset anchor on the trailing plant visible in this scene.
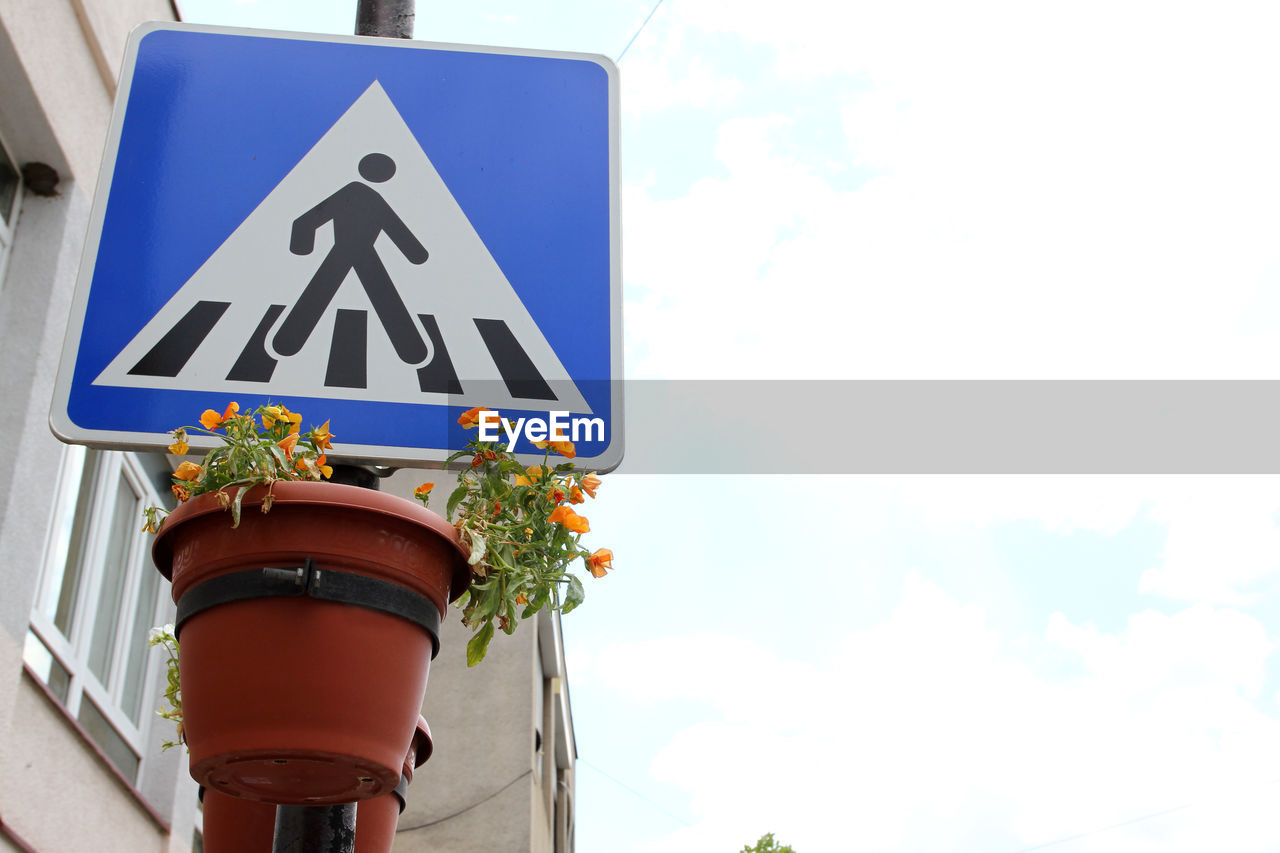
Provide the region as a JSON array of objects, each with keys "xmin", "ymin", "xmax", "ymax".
[
  {"xmin": 147, "ymin": 624, "xmax": 183, "ymax": 750},
  {"xmin": 416, "ymin": 406, "xmax": 612, "ymax": 666}
]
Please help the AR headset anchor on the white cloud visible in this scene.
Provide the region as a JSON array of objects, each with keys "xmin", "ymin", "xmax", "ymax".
[
  {"xmin": 580, "ymin": 577, "xmax": 1280, "ymax": 852},
  {"xmin": 621, "ymin": 1, "xmax": 1280, "ymax": 379}
]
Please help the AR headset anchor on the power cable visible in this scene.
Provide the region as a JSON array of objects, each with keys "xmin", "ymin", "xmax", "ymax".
[
  {"xmin": 396, "ymin": 770, "xmax": 533, "ymax": 832},
  {"xmin": 578, "ymin": 757, "xmax": 693, "ymax": 827},
  {"xmin": 1012, "ymin": 776, "xmax": 1280, "ymax": 852},
  {"xmin": 616, "ymin": 0, "xmax": 667, "ymax": 63}
]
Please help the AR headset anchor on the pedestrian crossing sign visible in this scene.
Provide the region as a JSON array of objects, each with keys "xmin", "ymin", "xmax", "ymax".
[{"xmin": 51, "ymin": 22, "xmax": 622, "ymax": 471}]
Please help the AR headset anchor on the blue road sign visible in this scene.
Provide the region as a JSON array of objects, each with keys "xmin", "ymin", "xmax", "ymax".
[{"xmin": 52, "ymin": 22, "xmax": 622, "ymax": 470}]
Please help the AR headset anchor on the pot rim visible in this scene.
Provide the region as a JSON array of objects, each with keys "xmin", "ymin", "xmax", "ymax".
[{"xmin": 151, "ymin": 480, "xmax": 470, "ymax": 601}]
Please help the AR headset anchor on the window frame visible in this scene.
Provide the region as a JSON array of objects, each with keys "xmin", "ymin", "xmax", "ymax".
[
  {"xmin": 26, "ymin": 447, "xmax": 172, "ymax": 783},
  {"xmin": 0, "ymin": 125, "xmax": 23, "ymax": 289}
]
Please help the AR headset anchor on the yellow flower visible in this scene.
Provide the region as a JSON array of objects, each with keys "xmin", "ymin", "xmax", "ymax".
[
  {"xmin": 316, "ymin": 454, "xmax": 333, "ymax": 479},
  {"xmin": 173, "ymin": 461, "xmax": 202, "ymax": 481},
  {"xmin": 261, "ymin": 405, "xmax": 283, "ymax": 428},
  {"xmin": 312, "ymin": 420, "xmax": 334, "ymax": 449},
  {"xmin": 547, "ymin": 505, "xmax": 589, "ymax": 533},
  {"xmin": 585, "ymin": 548, "xmax": 613, "ymax": 578},
  {"xmin": 200, "ymin": 401, "xmax": 239, "ymax": 430},
  {"xmin": 167, "ymin": 428, "xmax": 189, "ymax": 455}
]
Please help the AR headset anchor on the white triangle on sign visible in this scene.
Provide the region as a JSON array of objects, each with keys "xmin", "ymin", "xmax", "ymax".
[{"xmin": 94, "ymin": 81, "xmax": 593, "ymax": 415}]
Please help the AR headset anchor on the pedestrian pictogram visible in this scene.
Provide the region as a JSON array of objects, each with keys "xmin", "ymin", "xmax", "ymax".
[
  {"xmin": 52, "ymin": 24, "xmax": 619, "ymax": 468},
  {"xmin": 277, "ymin": 151, "xmax": 431, "ymax": 366}
]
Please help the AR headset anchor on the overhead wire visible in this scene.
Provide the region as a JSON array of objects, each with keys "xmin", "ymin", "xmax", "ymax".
[
  {"xmin": 616, "ymin": 0, "xmax": 667, "ymax": 63},
  {"xmin": 578, "ymin": 757, "xmax": 692, "ymax": 827},
  {"xmin": 1012, "ymin": 776, "xmax": 1280, "ymax": 852}
]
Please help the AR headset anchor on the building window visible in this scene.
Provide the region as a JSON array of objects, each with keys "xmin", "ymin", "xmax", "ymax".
[
  {"xmin": 0, "ymin": 129, "xmax": 21, "ymax": 289},
  {"xmin": 24, "ymin": 447, "xmax": 175, "ymax": 783}
]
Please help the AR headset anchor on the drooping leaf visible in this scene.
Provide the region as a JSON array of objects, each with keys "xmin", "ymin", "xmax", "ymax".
[
  {"xmin": 467, "ymin": 533, "xmax": 487, "ymax": 566},
  {"xmin": 466, "ymin": 622, "xmax": 495, "ymax": 667},
  {"xmin": 562, "ymin": 575, "xmax": 585, "ymax": 614}
]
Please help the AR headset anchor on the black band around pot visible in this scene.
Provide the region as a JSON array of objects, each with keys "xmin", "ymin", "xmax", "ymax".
[
  {"xmin": 175, "ymin": 558, "xmax": 442, "ymax": 658},
  {"xmin": 393, "ymin": 773, "xmax": 410, "ymax": 813}
]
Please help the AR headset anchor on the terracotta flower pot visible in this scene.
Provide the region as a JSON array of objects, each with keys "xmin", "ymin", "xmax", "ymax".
[
  {"xmin": 201, "ymin": 788, "xmax": 277, "ymax": 852},
  {"xmin": 153, "ymin": 482, "xmax": 468, "ymax": 805}
]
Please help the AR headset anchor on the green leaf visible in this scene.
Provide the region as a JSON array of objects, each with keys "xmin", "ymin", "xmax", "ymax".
[
  {"xmin": 561, "ymin": 575, "xmax": 585, "ymax": 614},
  {"xmin": 446, "ymin": 483, "xmax": 469, "ymax": 518},
  {"xmin": 466, "ymin": 622, "xmax": 495, "ymax": 667},
  {"xmin": 471, "ymin": 586, "xmax": 502, "ymax": 624}
]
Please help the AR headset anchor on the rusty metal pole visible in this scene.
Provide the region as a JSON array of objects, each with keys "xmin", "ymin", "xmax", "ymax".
[{"xmin": 271, "ymin": 9, "xmax": 416, "ymax": 852}]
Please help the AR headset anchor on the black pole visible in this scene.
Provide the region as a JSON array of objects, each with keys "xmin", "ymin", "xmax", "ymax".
[
  {"xmin": 355, "ymin": 0, "xmax": 416, "ymax": 38},
  {"xmin": 324, "ymin": 0, "xmax": 417, "ymax": 493},
  {"xmin": 272, "ymin": 803, "xmax": 358, "ymax": 853},
  {"xmin": 270, "ymin": 10, "xmax": 418, "ymax": 850}
]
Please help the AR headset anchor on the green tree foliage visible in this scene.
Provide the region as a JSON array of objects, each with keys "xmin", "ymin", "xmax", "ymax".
[{"xmin": 740, "ymin": 832, "xmax": 796, "ymax": 853}]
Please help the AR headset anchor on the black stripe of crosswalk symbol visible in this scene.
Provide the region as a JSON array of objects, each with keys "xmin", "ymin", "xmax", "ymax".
[
  {"xmin": 473, "ymin": 318, "xmax": 557, "ymax": 401},
  {"xmin": 325, "ymin": 309, "xmax": 368, "ymax": 388},
  {"xmin": 226, "ymin": 304, "xmax": 284, "ymax": 382},
  {"xmin": 129, "ymin": 301, "xmax": 229, "ymax": 377},
  {"xmin": 417, "ymin": 314, "xmax": 462, "ymax": 394}
]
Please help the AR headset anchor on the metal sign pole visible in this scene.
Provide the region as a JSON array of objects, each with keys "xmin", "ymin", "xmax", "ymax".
[{"xmin": 269, "ymin": 11, "xmax": 416, "ymax": 853}]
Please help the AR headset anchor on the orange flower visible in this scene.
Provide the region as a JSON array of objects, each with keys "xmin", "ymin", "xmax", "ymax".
[
  {"xmin": 568, "ymin": 485, "xmax": 584, "ymax": 504},
  {"xmin": 547, "ymin": 505, "xmax": 589, "ymax": 533},
  {"xmin": 200, "ymin": 401, "xmax": 239, "ymax": 430},
  {"xmin": 457, "ymin": 406, "xmax": 493, "ymax": 429},
  {"xmin": 470, "ymin": 453, "xmax": 485, "ymax": 468},
  {"xmin": 514, "ymin": 465, "xmax": 546, "ymax": 487},
  {"xmin": 492, "ymin": 501, "xmax": 502, "ymax": 516},
  {"xmin": 297, "ymin": 454, "xmax": 332, "ymax": 480},
  {"xmin": 515, "ymin": 593, "xmax": 528, "ymax": 605},
  {"xmin": 277, "ymin": 433, "xmax": 298, "ymax": 461},
  {"xmin": 174, "ymin": 461, "xmax": 202, "ymax": 481},
  {"xmin": 534, "ymin": 439, "xmax": 576, "ymax": 458},
  {"xmin": 171, "ymin": 483, "xmax": 190, "ymax": 502},
  {"xmin": 549, "ymin": 486, "xmax": 566, "ymax": 504},
  {"xmin": 580, "ymin": 473, "xmax": 602, "ymax": 499},
  {"xmin": 414, "ymin": 483, "xmax": 434, "ymax": 500},
  {"xmin": 585, "ymin": 548, "xmax": 613, "ymax": 578}
]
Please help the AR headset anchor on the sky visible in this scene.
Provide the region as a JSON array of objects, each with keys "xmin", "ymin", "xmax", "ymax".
[{"xmin": 175, "ymin": 2, "xmax": 1280, "ymax": 850}]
